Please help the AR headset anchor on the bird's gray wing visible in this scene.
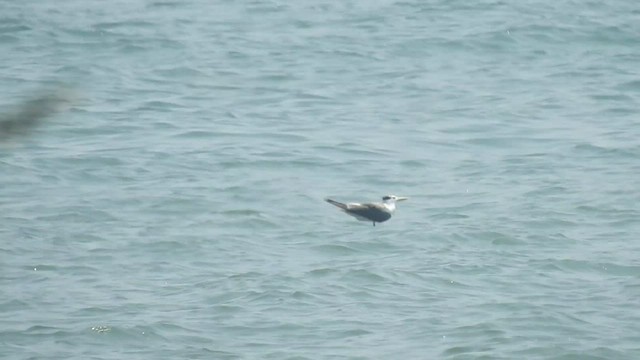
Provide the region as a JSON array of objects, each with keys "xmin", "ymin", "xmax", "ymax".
[
  {"xmin": 325, "ymin": 198, "xmax": 348, "ymax": 210},
  {"xmin": 345, "ymin": 203, "xmax": 391, "ymax": 222}
]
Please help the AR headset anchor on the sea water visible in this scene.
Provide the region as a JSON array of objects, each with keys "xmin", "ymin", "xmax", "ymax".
[{"xmin": 1, "ymin": 1, "xmax": 639, "ymax": 359}]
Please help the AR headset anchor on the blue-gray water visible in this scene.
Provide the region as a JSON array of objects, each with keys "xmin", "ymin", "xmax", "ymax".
[{"xmin": 2, "ymin": 1, "xmax": 640, "ymax": 359}]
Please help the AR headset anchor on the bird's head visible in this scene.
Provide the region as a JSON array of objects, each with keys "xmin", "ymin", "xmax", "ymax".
[{"xmin": 382, "ymin": 195, "xmax": 408, "ymax": 203}]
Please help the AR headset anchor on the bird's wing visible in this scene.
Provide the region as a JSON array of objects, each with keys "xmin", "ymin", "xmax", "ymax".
[
  {"xmin": 326, "ymin": 199, "xmax": 380, "ymax": 212},
  {"xmin": 344, "ymin": 203, "xmax": 368, "ymax": 210},
  {"xmin": 325, "ymin": 198, "xmax": 348, "ymax": 210},
  {"xmin": 326, "ymin": 200, "xmax": 391, "ymax": 222},
  {"xmin": 346, "ymin": 202, "xmax": 382, "ymax": 213},
  {"xmin": 344, "ymin": 203, "xmax": 391, "ymax": 221}
]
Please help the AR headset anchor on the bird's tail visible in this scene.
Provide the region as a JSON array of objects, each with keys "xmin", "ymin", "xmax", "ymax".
[{"xmin": 325, "ymin": 198, "xmax": 348, "ymax": 210}]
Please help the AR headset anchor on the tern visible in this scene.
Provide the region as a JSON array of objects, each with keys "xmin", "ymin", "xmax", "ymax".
[{"xmin": 325, "ymin": 195, "xmax": 408, "ymax": 226}]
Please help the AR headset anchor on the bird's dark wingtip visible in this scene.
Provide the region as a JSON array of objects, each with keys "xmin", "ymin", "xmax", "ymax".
[{"xmin": 325, "ymin": 198, "xmax": 347, "ymax": 209}]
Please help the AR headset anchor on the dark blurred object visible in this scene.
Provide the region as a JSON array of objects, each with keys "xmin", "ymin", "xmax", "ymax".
[{"xmin": 0, "ymin": 88, "xmax": 75, "ymax": 141}]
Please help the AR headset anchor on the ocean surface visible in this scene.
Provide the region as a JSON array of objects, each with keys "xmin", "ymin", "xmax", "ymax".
[{"xmin": 1, "ymin": 0, "xmax": 639, "ymax": 359}]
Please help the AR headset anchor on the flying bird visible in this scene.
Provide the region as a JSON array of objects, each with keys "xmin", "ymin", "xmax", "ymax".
[{"xmin": 325, "ymin": 195, "xmax": 408, "ymax": 226}]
